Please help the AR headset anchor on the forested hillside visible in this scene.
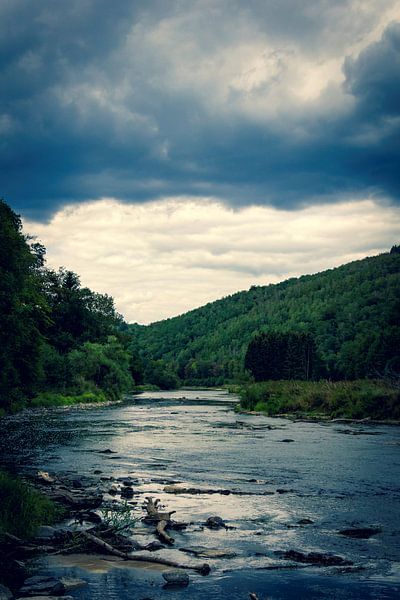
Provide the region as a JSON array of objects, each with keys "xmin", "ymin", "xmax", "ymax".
[{"xmin": 130, "ymin": 249, "xmax": 400, "ymax": 385}]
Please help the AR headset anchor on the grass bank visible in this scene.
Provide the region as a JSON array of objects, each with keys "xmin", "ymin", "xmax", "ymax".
[
  {"xmin": 237, "ymin": 379, "xmax": 400, "ymax": 420},
  {"xmin": 0, "ymin": 470, "xmax": 60, "ymax": 538}
]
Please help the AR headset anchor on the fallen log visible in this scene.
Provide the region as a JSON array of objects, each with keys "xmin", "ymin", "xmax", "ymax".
[
  {"xmin": 156, "ymin": 520, "xmax": 174, "ymax": 546},
  {"xmin": 80, "ymin": 531, "xmax": 210, "ymax": 574}
]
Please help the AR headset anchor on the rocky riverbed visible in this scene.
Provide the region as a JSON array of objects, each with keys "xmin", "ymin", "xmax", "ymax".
[{"xmin": 1, "ymin": 389, "xmax": 400, "ymax": 599}]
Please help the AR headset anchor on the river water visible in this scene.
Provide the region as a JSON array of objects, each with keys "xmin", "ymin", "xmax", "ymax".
[{"xmin": 1, "ymin": 389, "xmax": 400, "ymax": 599}]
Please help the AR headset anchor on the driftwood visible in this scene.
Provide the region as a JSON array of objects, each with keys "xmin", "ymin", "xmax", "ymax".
[
  {"xmin": 144, "ymin": 497, "xmax": 176, "ymax": 522},
  {"xmin": 144, "ymin": 497, "xmax": 176, "ymax": 545},
  {"xmin": 80, "ymin": 530, "xmax": 210, "ymax": 574},
  {"xmin": 156, "ymin": 520, "xmax": 175, "ymax": 546}
]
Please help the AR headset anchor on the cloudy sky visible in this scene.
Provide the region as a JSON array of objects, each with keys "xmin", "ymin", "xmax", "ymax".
[{"xmin": 2, "ymin": 1, "xmax": 400, "ymax": 323}]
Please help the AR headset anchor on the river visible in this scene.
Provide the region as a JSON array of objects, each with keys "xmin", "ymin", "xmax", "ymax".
[{"xmin": 1, "ymin": 389, "xmax": 400, "ymax": 599}]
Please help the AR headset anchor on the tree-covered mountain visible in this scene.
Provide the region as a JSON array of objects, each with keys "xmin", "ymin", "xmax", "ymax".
[{"xmin": 130, "ymin": 249, "xmax": 400, "ymax": 385}]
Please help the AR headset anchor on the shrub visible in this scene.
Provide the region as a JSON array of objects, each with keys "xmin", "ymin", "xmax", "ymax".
[{"xmin": 0, "ymin": 470, "xmax": 60, "ymax": 538}]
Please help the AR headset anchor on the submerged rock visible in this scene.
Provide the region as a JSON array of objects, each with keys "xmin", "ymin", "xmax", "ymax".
[
  {"xmin": 162, "ymin": 570, "xmax": 189, "ymax": 587},
  {"xmin": 297, "ymin": 519, "xmax": 314, "ymax": 525},
  {"xmin": 59, "ymin": 577, "xmax": 87, "ymax": 591},
  {"xmin": 181, "ymin": 546, "xmax": 237, "ymax": 558},
  {"xmin": 276, "ymin": 550, "xmax": 352, "ymax": 566},
  {"xmin": 18, "ymin": 575, "xmax": 65, "ymax": 596},
  {"xmin": 339, "ymin": 527, "xmax": 382, "ymax": 539}
]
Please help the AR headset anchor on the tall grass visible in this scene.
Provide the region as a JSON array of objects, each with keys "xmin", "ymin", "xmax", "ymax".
[
  {"xmin": 238, "ymin": 380, "xmax": 400, "ymax": 420},
  {"xmin": 0, "ymin": 470, "xmax": 60, "ymax": 538}
]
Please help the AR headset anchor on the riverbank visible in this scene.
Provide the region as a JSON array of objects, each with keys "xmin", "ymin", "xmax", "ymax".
[{"xmin": 235, "ymin": 379, "xmax": 400, "ymax": 421}]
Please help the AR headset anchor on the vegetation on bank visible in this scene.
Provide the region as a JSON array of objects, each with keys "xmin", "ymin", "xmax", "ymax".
[
  {"xmin": 237, "ymin": 380, "xmax": 400, "ymax": 420},
  {"xmin": 130, "ymin": 248, "xmax": 400, "ymax": 386},
  {"xmin": 0, "ymin": 200, "xmax": 137, "ymax": 413},
  {"xmin": 0, "ymin": 470, "xmax": 60, "ymax": 537}
]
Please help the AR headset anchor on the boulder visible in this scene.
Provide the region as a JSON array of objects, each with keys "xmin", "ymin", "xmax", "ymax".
[
  {"xmin": 35, "ymin": 526, "xmax": 57, "ymax": 540},
  {"xmin": 18, "ymin": 576, "xmax": 65, "ymax": 596},
  {"xmin": 162, "ymin": 571, "xmax": 189, "ymax": 587},
  {"xmin": 59, "ymin": 577, "xmax": 87, "ymax": 591},
  {"xmin": 205, "ymin": 516, "xmax": 226, "ymax": 529},
  {"xmin": 339, "ymin": 527, "xmax": 381, "ymax": 539}
]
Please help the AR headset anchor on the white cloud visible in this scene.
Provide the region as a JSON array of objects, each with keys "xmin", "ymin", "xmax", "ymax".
[{"xmin": 24, "ymin": 197, "xmax": 400, "ymax": 324}]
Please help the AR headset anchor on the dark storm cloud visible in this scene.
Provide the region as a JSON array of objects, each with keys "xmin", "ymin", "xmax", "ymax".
[{"xmin": 0, "ymin": 0, "xmax": 399, "ymax": 218}]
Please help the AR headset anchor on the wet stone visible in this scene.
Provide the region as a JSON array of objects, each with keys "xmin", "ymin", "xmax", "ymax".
[
  {"xmin": 297, "ymin": 518, "xmax": 314, "ymax": 525},
  {"xmin": 162, "ymin": 571, "xmax": 190, "ymax": 587},
  {"xmin": 205, "ymin": 516, "xmax": 226, "ymax": 529},
  {"xmin": 339, "ymin": 527, "xmax": 382, "ymax": 539},
  {"xmin": 18, "ymin": 575, "xmax": 65, "ymax": 596},
  {"xmin": 277, "ymin": 550, "xmax": 353, "ymax": 566},
  {"xmin": 35, "ymin": 525, "xmax": 57, "ymax": 540}
]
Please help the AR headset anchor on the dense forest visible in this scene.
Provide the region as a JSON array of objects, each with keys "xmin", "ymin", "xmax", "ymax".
[
  {"xmin": 0, "ymin": 200, "xmax": 136, "ymax": 413},
  {"xmin": 130, "ymin": 248, "xmax": 400, "ymax": 386}
]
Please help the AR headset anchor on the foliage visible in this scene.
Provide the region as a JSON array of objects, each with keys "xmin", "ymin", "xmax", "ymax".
[
  {"xmin": 68, "ymin": 339, "xmax": 133, "ymax": 400},
  {"xmin": 101, "ymin": 502, "xmax": 137, "ymax": 533},
  {"xmin": 0, "ymin": 470, "xmax": 60, "ymax": 537},
  {"xmin": 30, "ymin": 391, "xmax": 107, "ymax": 408},
  {"xmin": 130, "ymin": 250, "xmax": 400, "ymax": 385},
  {"xmin": 0, "ymin": 200, "xmax": 47, "ymax": 409},
  {"xmin": 0, "ymin": 200, "xmax": 135, "ymax": 412},
  {"xmin": 238, "ymin": 380, "xmax": 400, "ymax": 420}
]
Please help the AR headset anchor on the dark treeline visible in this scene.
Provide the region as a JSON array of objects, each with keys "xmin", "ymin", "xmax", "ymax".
[
  {"xmin": 0, "ymin": 200, "xmax": 137, "ymax": 412},
  {"xmin": 131, "ymin": 248, "xmax": 400, "ymax": 386},
  {"xmin": 245, "ymin": 332, "xmax": 316, "ymax": 381}
]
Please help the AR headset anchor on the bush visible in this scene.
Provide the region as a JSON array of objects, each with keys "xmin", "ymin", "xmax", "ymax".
[{"xmin": 0, "ymin": 470, "xmax": 60, "ymax": 537}]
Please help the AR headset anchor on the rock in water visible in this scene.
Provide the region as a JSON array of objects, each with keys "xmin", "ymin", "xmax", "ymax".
[
  {"xmin": 59, "ymin": 577, "xmax": 87, "ymax": 591},
  {"xmin": 205, "ymin": 516, "xmax": 226, "ymax": 529},
  {"xmin": 339, "ymin": 527, "xmax": 381, "ymax": 539},
  {"xmin": 18, "ymin": 576, "xmax": 65, "ymax": 596},
  {"xmin": 35, "ymin": 525, "xmax": 57, "ymax": 540},
  {"xmin": 162, "ymin": 571, "xmax": 190, "ymax": 587}
]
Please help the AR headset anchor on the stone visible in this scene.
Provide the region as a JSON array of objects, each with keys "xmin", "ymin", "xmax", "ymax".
[
  {"xmin": 296, "ymin": 518, "xmax": 313, "ymax": 525},
  {"xmin": 120, "ymin": 486, "xmax": 134, "ymax": 498},
  {"xmin": 35, "ymin": 526, "xmax": 57, "ymax": 540},
  {"xmin": 205, "ymin": 516, "xmax": 226, "ymax": 529},
  {"xmin": 0, "ymin": 584, "xmax": 13, "ymax": 600},
  {"xmin": 18, "ymin": 576, "xmax": 65, "ymax": 596},
  {"xmin": 181, "ymin": 546, "xmax": 237, "ymax": 558},
  {"xmin": 338, "ymin": 527, "xmax": 381, "ymax": 539},
  {"xmin": 59, "ymin": 577, "xmax": 87, "ymax": 591},
  {"xmin": 162, "ymin": 571, "xmax": 189, "ymax": 586},
  {"xmin": 277, "ymin": 550, "xmax": 352, "ymax": 566}
]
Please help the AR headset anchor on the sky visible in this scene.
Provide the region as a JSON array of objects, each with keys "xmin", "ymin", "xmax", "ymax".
[{"xmin": 1, "ymin": 0, "xmax": 400, "ymax": 323}]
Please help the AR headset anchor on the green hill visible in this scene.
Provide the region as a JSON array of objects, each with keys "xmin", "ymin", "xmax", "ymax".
[{"xmin": 130, "ymin": 249, "xmax": 400, "ymax": 385}]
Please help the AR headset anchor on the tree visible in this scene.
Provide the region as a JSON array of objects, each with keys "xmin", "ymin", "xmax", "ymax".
[
  {"xmin": 0, "ymin": 200, "xmax": 47, "ymax": 408},
  {"xmin": 245, "ymin": 331, "xmax": 316, "ymax": 381}
]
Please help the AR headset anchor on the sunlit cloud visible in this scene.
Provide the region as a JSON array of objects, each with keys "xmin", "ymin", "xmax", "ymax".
[{"xmin": 24, "ymin": 197, "xmax": 400, "ymax": 324}]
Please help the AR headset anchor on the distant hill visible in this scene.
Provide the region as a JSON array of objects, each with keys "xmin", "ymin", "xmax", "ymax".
[{"xmin": 129, "ymin": 250, "xmax": 400, "ymax": 385}]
